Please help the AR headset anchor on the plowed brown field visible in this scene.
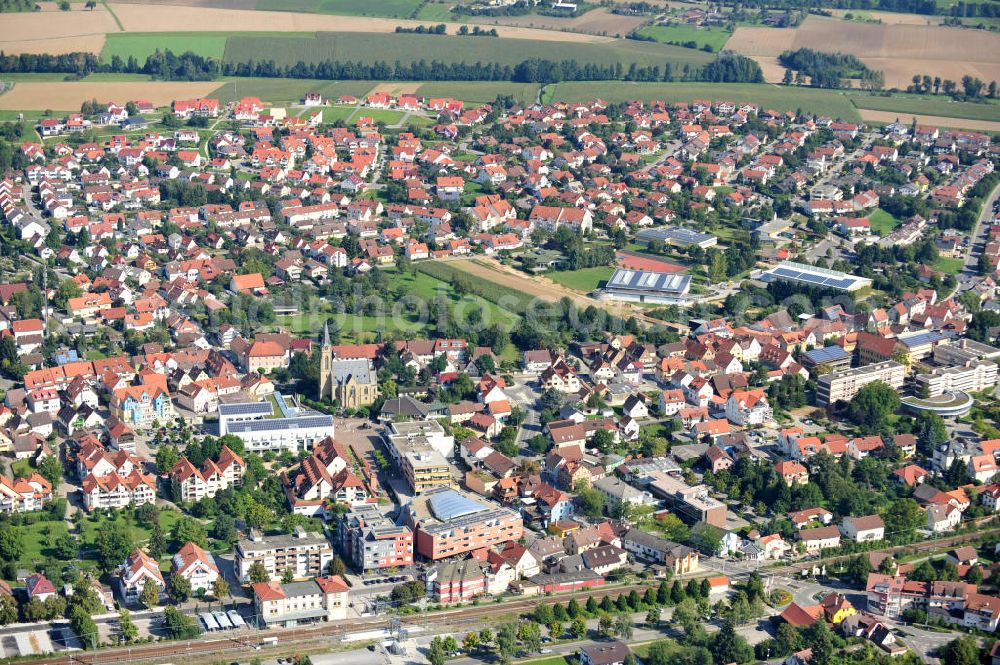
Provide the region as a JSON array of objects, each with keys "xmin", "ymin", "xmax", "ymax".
[{"xmin": 725, "ymin": 16, "xmax": 1000, "ymax": 88}]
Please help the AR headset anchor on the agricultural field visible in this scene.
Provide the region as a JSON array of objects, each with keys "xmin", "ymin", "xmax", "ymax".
[
  {"xmin": 849, "ymin": 94, "xmax": 1000, "ymax": 123},
  {"xmin": 255, "ymin": 0, "xmax": 422, "ymax": 18},
  {"xmin": 726, "ymin": 15, "xmax": 1000, "ymax": 89},
  {"xmin": 106, "ymin": 3, "xmax": 610, "ymax": 43},
  {"xmin": 101, "ymin": 32, "xmax": 231, "ymax": 61},
  {"xmin": 462, "ymin": 7, "xmax": 648, "ymax": 38},
  {"xmin": 547, "ymin": 266, "xmax": 616, "ymax": 293},
  {"xmin": 545, "ymin": 81, "xmax": 862, "ymax": 120},
  {"xmin": 635, "ymin": 23, "xmax": 733, "ymax": 52},
  {"xmin": 222, "ymin": 31, "xmax": 713, "ymax": 70},
  {"xmin": 0, "ymin": 81, "xmax": 222, "ymax": 110}
]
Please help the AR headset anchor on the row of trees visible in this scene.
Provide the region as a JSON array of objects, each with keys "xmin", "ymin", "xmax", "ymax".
[
  {"xmin": 906, "ymin": 73, "xmax": 998, "ymax": 100},
  {"xmin": 0, "ymin": 48, "xmax": 765, "ymax": 84}
]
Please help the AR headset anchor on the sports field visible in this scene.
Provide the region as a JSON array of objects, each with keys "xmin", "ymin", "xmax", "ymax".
[
  {"xmin": 547, "ymin": 266, "xmax": 616, "ymax": 293},
  {"xmin": 545, "ymin": 82, "xmax": 862, "ymax": 120}
]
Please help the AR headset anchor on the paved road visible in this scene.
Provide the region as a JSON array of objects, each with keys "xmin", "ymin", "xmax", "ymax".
[{"xmin": 957, "ymin": 180, "xmax": 1000, "ymax": 293}]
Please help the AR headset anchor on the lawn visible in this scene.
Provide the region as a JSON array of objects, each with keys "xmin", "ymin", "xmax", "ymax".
[
  {"xmin": 635, "ymin": 24, "xmax": 733, "ymax": 52},
  {"xmin": 868, "ymin": 208, "xmax": 900, "ymax": 235},
  {"xmin": 7, "ymin": 519, "xmax": 70, "ymax": 575},
  {"xmin": 545, "ymin": 82, "xmax": 862, "ymax": 120},
  {"xmin": 101, "ymin": 32, "xmax": 231, "ymax": 62},
  {"xmin": 79, "ymin": 508, "xmax": 184, "ymax": 553},
  {"xmin": 932, "ymin": 255, "xmax": 965, "ymax": 274},
  {"xmin": 547, "ymin": 266, "xmax": 615, "ymax": 292},
  {"xmin": 850, "ymin": 94, "xmax": 1000, "ymax": 123},
  {"xmin": 223, "ymin": 32, "xmax": 713, "ymax": 71},
  {"xmin": 516, "ymin": 657, "xmax": 569, "ymax": 665},
  {"xmin": 358, "ymin": 108, "xmax": 407, "ymax": 125}
]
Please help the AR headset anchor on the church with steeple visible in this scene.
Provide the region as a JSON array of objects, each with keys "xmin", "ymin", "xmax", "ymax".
[{"xmin": 318, "ymin": 322, "xmax": 379, "ymax": 409}]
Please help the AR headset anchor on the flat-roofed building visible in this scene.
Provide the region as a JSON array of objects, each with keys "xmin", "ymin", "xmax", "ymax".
[
  {"xmin": 600, "ymin": 268, "xmax": 692, "ymax": 305},
  {"xmin": 915, "ymin": 361, "xmax": 998, "ymax": 398},
  {"xmin": 383, "ymin": 420, "xmax": 455, "ymax": 494},
  {"xmin": 933, "ymin": 339, "xmax": 1000, "ymax": 366},
  {"xmin": 403, "ymin": 487, "xmax": 523, "ymax": 560},
  {"xmin": 759, "ymin": 260, "xmax": 872, "ymax": 292},
  {"xmin": 816, "ymin": 361, "xmax": 905, "ymax": 406},
  {"xmin": 337, "ymin": 504, "xmax": 414, "ymax": 572},
  {"xmin": 235, "ymin": 527, "xmax": 333, "ymax": 582},
  {"xmin": 637, "ymin": 226, "xmax": 718, "ymax": 249},
  {"xmin": 646, "ymin": 471, "xmax": 727, "ymax": 527},
  {"xmin": 218, "ymin": 394, "xmax": 334, "ymax": 453},
  {"xmin": 802, "ymin": 346, "xmax": 852, "ymax": 372}
]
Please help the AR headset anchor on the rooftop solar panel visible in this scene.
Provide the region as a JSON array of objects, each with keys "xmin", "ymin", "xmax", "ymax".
[
  {"xmin": 226, "ymin": 415, "xmax": 333, "ymax": 433},
  {"xmin": 219, "ymin": 402, "xmax": 274, "ymax": 417}
]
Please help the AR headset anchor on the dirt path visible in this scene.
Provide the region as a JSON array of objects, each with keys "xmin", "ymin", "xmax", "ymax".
[{"xmin": 450, "ymin": 257, "xmax": 680, "ymax": 328}]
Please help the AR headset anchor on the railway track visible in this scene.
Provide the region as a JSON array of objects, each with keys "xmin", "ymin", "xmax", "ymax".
[{"xmin": 26, "ymin": 523, "xmax": 1000, "ymax": 665}]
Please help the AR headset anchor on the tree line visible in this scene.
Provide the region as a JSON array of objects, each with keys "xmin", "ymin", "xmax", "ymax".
[
  {"xmin": 0, "ymin": 48, "xmax": 766, "ymax": 84},
  {"xmin": 906, "ymin": 73, "xmax": 998, "ymax": 100}
]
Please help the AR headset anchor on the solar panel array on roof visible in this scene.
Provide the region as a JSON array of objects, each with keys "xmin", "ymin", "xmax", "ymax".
[
  {"xmin": 763, "ymin": 262, "xmax": 868, "ymax": 291},
  {"xmin": 225, "ymin": 415, "xmax": 333, "ymax": 433},
  {"xmin": 900, "ymin": 331, "xmax": 945, "ymax": 348},
  {"xmin": 804, "ymin": 346, "xmax": 850, "ymax": 364},
  {"xmin": 605, "ymin": 268, "xmax": 691, "ymax": 294},
  {"xmin": 219, "ymin": 401, "xmax": 274, "ymax": 417},
  {"xmin": 429, "ymin": 490, "xmax": 487, "ymax": 521}
]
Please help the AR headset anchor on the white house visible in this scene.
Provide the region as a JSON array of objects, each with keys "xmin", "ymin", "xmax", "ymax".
[{"xmin": 171, "ymin": 541, "xmax": 220, "ymax": 593}]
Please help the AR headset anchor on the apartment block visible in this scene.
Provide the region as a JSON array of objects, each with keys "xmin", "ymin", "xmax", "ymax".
[
  {"xmin": 915, "ymin": 360, "xmax": 998, "ymax": 397},
  {"xmin": 236, "ymin": 527, "xmax": 333, "ymax": 582},
  {"xmin": 816, "ymin": 361, "xmax": 905, "ymax": 406},
  {"xmin": 337, "ymin": 505, "xmax": 414, "ymax": 572},
  {"xmin": 403, "ymin": 487, "xmax": 523, "ymax": 560}
]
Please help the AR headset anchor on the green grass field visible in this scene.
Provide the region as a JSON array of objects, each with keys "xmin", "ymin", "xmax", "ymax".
[
  {"xmin": 256, "ymin": 0, "xmax": 422, "ymax": 18},
  {"xmin": 868, "ymin": 208, "xmax": 900, "ymax": 235},
  {"xmin": 8, "ymin": 519, "xmax": 70, "ymax": 573},
  {"xmin": 101, "ymin": 32, "xmax": 231, "ymax": 62},
  {"xmin": 932, "ymin": 255, "xmax": 965, "ymax": 274},
  {"xmin": 357, "ymin": 108, "xmax": 407, "ymax": 124},
  {"xmin": 417, "ymin": 81, "xmax": 538, "ymax": 105},
  {"xmin": 223, "ymin": 31, "xmax": 714, "ymax": 70},
  {"xmin": 548, "ymin": 266, "xmax": 615, "ymax": 292},
  {"xmin": 635, "ymin": 24, "xmax": 733, "ymax": 52},
  {"xmin": 208, "ymin": 77, "xmax": 376, "ymax": 104},
  {"xmin": 850, "ymin": 94, "xmax": 1000, "ymax": 123},
  {"xmin": 545, "ymin": 82, "xmax": 862, "ymax": 120},
  {"xmin": 414, "ymin": 1, "xmax": 455, "ymax": 21},
  {"xmin": 279, "ymin": 269, "xmax": 520, "ymax": 342}
]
